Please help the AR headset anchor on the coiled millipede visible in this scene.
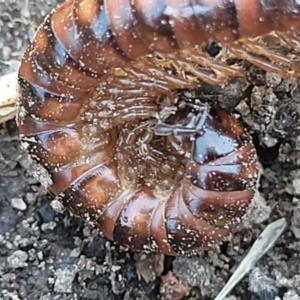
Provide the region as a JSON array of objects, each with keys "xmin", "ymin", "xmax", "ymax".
[{"xmin": 16, "ymin": 0, "xmax": 300, "ymax": 255}]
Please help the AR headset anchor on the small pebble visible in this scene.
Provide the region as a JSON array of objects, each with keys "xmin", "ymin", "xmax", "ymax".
[
  {"xmin": 249, "ymin": 268, "xmax": 279, "ymax": 300},
  {"xmin": 7, "ymin": 250, "xmax": 29, "ymax": 269},
  {"xmin": 54, "ymin": 268, "xmax": 77, "ymax": 293},
  {"xmin": 11, "ymin": 198, "xmax": 27, "ymax": 211},
  {"xmin": 2, "ymin": 46, "xmax": 12, "ymax": 61}
]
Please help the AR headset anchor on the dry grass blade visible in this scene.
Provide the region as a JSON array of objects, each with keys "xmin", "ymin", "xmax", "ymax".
[{"xmin": 214, "ymin": 218, "xmax": 287, "ymax": 300}]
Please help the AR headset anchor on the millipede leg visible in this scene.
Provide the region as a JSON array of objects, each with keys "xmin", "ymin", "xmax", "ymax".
[
  {"xmin": 181, "ymin": 49, "xmax": 246, "ymax": 79},
  {"xmin": 228, "ymin": 43, "xmax": 287, "ymax": 76},
  {"xmin": 124, "ymin": 122, "xmax": 155, "ymax": 156},
  {"xmin": 228, "ymin": 39, "xmax": 300, "ymax": 77},
  {"xmin": 275, "ymin": 32, "xmax": 300, "ymax": 52},
  {"xmin": 241, "ymin": 39, "xmax": 300, "ymax": 75},
  {"xmin": 164, "ymin": 53, "xmax": 229, "ymax": 86},
  {"xmin": 112, "ymin": 105, "xmax": 158, "ymax": 123},
  {"xmin": 127, "ymin": 63, "xmax": 197, "ymax": 91},
  {"xmin": 150, "ymin": 106, "xmax": 209, "ymax": 137}
]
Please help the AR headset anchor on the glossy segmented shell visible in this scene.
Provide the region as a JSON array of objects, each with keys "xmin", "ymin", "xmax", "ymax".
[{"xmin": 17, "ymin": 0, "xmax": 300, "ymax": 255}]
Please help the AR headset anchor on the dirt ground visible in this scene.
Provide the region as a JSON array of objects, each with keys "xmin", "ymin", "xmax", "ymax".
[{"xmin": 1, "ymin": 1, "xmax": 300, "ymax": 300}]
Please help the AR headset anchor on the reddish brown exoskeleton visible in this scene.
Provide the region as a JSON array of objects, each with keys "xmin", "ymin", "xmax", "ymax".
[{"xmin": 17, "ymin": 0, "xmax": 300, "ymax": 255}]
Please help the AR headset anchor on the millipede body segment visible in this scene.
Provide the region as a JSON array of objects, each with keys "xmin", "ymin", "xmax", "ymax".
[{"xmin": 16, "ymin": 0, "xmax": 300, "ymax": 255}]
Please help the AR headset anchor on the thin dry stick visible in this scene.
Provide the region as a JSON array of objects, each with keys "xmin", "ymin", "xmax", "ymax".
[{"xmin": 214, "ymin": 218, "xmax": 287, "ymax": 300}]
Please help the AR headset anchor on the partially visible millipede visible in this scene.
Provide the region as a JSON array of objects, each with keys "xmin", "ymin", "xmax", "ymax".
[{"xmin": 16, "ymin": 0, "xmax": 300, "ymax": 255}]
